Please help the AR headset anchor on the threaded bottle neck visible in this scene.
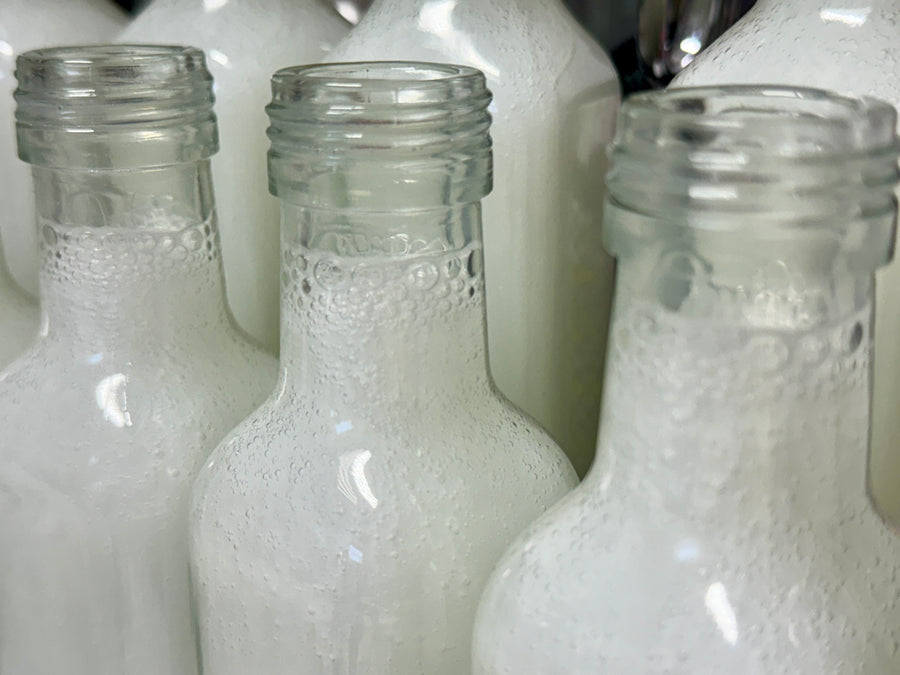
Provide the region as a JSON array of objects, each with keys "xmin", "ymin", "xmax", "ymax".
[
  {"xmin": 15, "ymin": 45, "xmax": 217, "ymax": 170},
  {"xmin": 266, "ymin": 61, "xmax": 492, "ymax": 209},
  {"xmin": 604, "ymin": 85, "xmax": 899, "ymax": 278}
]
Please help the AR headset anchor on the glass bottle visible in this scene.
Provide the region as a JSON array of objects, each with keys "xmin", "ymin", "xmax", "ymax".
[
  {"xmin": 0, "ymin": 239, "xmax": 37, "ymax": 368},
  {"xmin": 672, "ymin": 0, "xmax": 900, "ymax": 524},
  {"xmin": 0, "ymin": 0, "xmax": 127, "ymax": 296},
  {"xmin": 472, "ymin": 86, "xmax": 900, "ymax": 674},
  {"xmin": 190, "ymin": 62, "xmax": 578, "ymax": 674},
  {"xmin": 327, "ymin": 0, "xmax": 621, "ymax": 476},
  {"xmin": 120, "ymin": 0, "xmax": 350, "ymax": 353},
  {"xmin": 0, "ymin": 45, "xmax": 277, "ymax": 675}
]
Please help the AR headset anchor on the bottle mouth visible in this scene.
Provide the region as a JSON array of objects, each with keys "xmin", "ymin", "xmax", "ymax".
[
  {"xmin": 266, "ymin": 61, "xmax": 493, "ymax": 209},
  {"xmin": 607, "ymin": 85, "xmax": 899, "ymax": 225},
  {"xmin": 604, "ymin": 86, "xmax": 900, "ymax": 273},
  {"xmin": 15, "ymin": 45, "xmax": 217, "ymax": 169}
]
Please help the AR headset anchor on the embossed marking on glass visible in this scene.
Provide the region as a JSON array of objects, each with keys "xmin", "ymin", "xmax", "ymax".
[
  {"xmin": 190, "ymin": 61, "xmax": 577, "ymax": 675},
  {"xmin": 0, "ymin": 45, "xmax": 276, "ymax": 675},
  {"xmin": 473, "ymin": 86, "xmax": 900, "ymax": 674}
]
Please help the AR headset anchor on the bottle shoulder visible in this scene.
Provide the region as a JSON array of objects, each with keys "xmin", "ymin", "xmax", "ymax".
[
  {"xmin": 1, "ymin": 0, "xmax": 126, "ymax": 55},
  {"xmin": 120, "ymin": 0, "xmax": 349, "ymax": 65},
  {"xmin": 473, "ymin": 476, "xmax": 900, "ymax": 674},
  {"xmin": 192, "ymin": 390, "xmax": 576, "ymax": 514},
  {"xmin": 329, "ymin": 1, "xmax": 617, "ymax": 92},
  {"xmin": 673, "ymin": 3, "xmax": 900, "ymax": 107}
]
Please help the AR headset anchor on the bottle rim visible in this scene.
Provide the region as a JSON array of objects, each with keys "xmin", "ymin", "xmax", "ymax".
[
  {"xmin": 604, "ymin": 85, "xmax": 900, "ymax": 273},
  {"xmin": 269, "ymin": 61, "xmax": 487, "ymax": 106},
  {"xmin": 15, "ymin": 44, "xmax": 217, "ymax": 169},
  {"xmin": 266, "ymin": 61, "xmax": 493, "ymax": 209},
  {"xmin": 606, "ymin": 85, "xmax": 899, "ymax": 223}
]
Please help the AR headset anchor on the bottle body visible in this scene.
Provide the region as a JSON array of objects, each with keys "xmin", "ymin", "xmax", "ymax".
[
  {"xmin": 328, "ymin": 0, "xmax": 621, "ymax": 475},
  {"xmin": 191, "ymin": 212, "xmax": 575, "ymax": 673},
  {"xmin": 474, "ymin": 284, "xmax": 899, "ymax": 674},
  {"xmin": 0, "ymin": 46, "xmax": 277, "ymax": 674},
  {"xmin": 672, "ymin": 0, "xmax": 900, "ymax": 524},
  {"xmin": 190, "ymin": 62, "xmax": 577, "ymax": 674},
  {"xmin": 120, "ymin": 0, "xmax": 350, "ymax": 352},
  {"xmin": 0, "ymin": 0, "xmax": 126, "ymax": 295},
  {"xmin": 472, "ymin": 86, "xmax": 900, "ymax": 674}
]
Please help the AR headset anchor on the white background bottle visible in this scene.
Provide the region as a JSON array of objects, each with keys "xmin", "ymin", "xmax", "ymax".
[
  {"xmin": 0, "ymin": 46, "xmax": 276, "ymax": 674},
  {"xmin": 0, "ymin": 241, "xmax": 37, "ymax": 368},
  {"xmin": 190, "ymin": 62, "xmax": 577, "ymax": 674},
  {"xmin": 472, "ymin": 86, "xmax": 900, "ymax": 674},
  {"xmin": 327, "ymin": 0, "xmax": 621, "ymax": 475},
  {"xmin": 0, "ymin": 0, "xmax": 127, "ymax": 296},
  {"xmin": 671, "ymin": 0, "xmax": 900, "ymax": 524},
  {"xmin": 119, "ymin": 0, "xmax": 350, "ymax": 352}
]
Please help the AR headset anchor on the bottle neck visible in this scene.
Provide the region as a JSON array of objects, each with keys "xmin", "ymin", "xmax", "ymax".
[
  {"xmin": 589, "ymin": 251, "xmax": 877, "ymax": 521},
  {"xmin": 32, "ymin": 161, "xmax": 232, "ymax": 351},
  {"xmin": 278, "ymin": 202, "xmax": 492, "ymax": 407}
]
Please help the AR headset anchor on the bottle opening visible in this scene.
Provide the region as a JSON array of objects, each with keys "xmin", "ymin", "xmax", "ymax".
[
  {"xmin": 266, "ymin": 61, "xmax": 493, "ymax": 209},
  {"xmin": 271, "ymin": 61, "xmax": 487, "ymax": 104},
  {"xmin": 604, "ymin": 85, "xmax": 900, "ymax": 276},
  {"xmin": 15, "ymin": 45, "xmax": 217, "ymax": 169},
  {"xmin": 606, "ymin": 85, "xmax": 899, "ymax": 225}
]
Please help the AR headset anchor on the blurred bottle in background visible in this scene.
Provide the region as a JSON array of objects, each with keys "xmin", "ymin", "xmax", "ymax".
[
  {"xmin": 119, "ymin": 0, "xmax": 350, "ymax": 353},
  {"xmin": 0, "ymin": 0, "xmax": 127, "ymax": 297},
  {"xmin": 326, "ymin": 0, "xmax": 621, "ymax": 477}
]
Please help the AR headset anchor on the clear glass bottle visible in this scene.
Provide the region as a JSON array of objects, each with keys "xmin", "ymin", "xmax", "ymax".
[
  {"xmin": 472, "ymin": 86, "xmax": 900, "ymax": 674},
  {"xmin": 0, "ymin": 45, "xmax": 277, "ymax": 674},
  {"xmin": 190, "ymin": 62, "xmax": 578, "ymax": 674},
  {"xmin": 120, "ymin": 0, "xmax": 350, "ymax": 353},
  {"xmin": 328, "ymin": 0, "xmax": 621, "ymax": 476},
  {"xmin": 0, "ymin": 0, "xmax": 127, "ymax": 296},
  {"xmin": 672, "ymin": 0, "xmax": 900, "ymax": 524},
  {"xmin": 0, "ymin": 241, "xmax": 38, "ymax": 368}
]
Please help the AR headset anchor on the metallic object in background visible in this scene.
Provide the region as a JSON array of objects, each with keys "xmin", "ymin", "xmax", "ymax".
[
  {"xmin": 331, "ymin": 0, "xmax": 372, "ymax": 24},
  {"xmin": 638, "ymin": 0, "xmax": 756, "ymax": 86},
  {"xmin": 564, "ymin": 0, "xmax": 641, "ymax": 54}
]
